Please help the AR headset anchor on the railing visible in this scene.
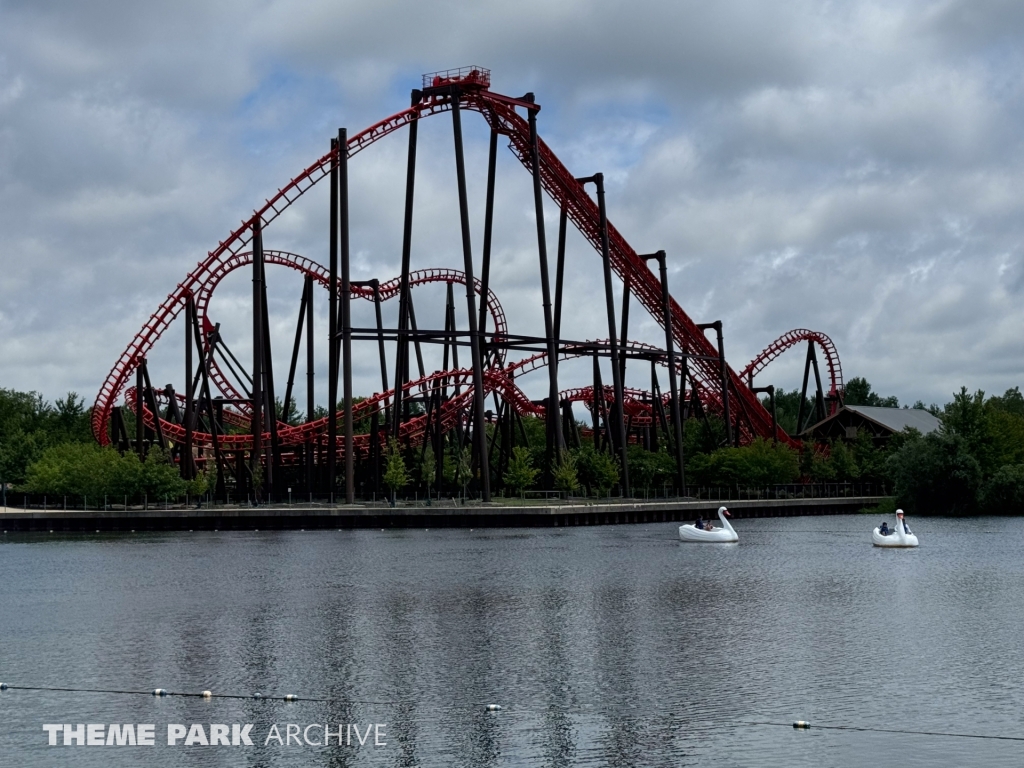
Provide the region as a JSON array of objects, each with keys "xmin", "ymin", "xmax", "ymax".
[
  {"xmin": 2, "ymin": 482, "xmax": 889, "ymax": 514},
  {"xmin": 689, "ymin": 482, "xmax": 888, "ymax": 501},
  {"xmin": 422, "ymin": 66, "xmax": 490, "ymax": 90}
]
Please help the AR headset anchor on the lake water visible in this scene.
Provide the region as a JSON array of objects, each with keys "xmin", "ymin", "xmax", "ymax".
[{"xmin": 1, "ymin": 514, "xmax": 1022, "ymax": 767}]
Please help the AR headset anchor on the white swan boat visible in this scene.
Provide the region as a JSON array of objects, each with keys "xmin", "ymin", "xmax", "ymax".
[
  {"xmin": 679, "ymin": 506, "xmax": 739, "ymax": 543},
  {"xmin": 872, "ymin": 510, "xmax": 918, "ymax": 548}
]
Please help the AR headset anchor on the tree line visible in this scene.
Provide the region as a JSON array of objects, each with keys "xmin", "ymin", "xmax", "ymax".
[{"xmin": 3, "ymin": 380, "xmax": 1024, "ymax": 513}]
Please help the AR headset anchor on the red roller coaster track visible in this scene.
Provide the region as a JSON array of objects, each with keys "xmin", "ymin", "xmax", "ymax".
[{"xmin": 94, "ymin": 74, "xmax": 840, "ymax": 457}]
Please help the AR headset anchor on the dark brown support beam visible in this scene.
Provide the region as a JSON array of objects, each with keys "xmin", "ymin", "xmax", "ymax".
[
  {"xmin": 451, "ymin": 90, "xmax": 490, "ymax": 501},
  {"xmin": 553, "ymin": 206, "xmax": 567, "ymax": 346},
  {"xmin": 583, "ymin": 173, "xmax": 629, "ymax": 495},
  {"xmin": 640, "ymin": 251, "xmax": 686, "ymax": 494},
  {"xmin": 619, "ymin": 271, "xmax": 631, "ymax": 389},
  {"xmin": 191, "ymin": 305, "xmax": 223, "ymax": 496},
  {"xmin": 328, "ymin": 137, "xmax": 339, "ymax": 500},
  {"xmin": 305, "ymin": 275, "xmax": 315, "ymax": 495},
  {"xmin": 700, "ymin": 320, "xmax": 732, "ymax": 447},
  {"xmin": 260, "ymin": 260, "xmax": 280, "ymax": 494},
  {"xmin": 135, "ymin": 360, "xmax": 145, "ymax": 458},
  {"xmin": 283, "ymin": 279, "xmax": 309, "ymax": 426},
  {"xmin": 393, "ymin": 89, "xmax": 421, "ymax": 439},
  {"xmin": 140, "ymin": 361, "xmax": 165, "ymax": 452},
  {"xmin": 407, "ymin": 292, "xmax": 427, "ymax": 380},
  {"xmin": 527, "ymin": 105, "xmax": 563, "ymax": 473},
  {"xmin": 251, "ymin": 219, "xmax": 264, "ymax": 485},
  {"xmin": 478, "ymin": 128, "xmax": 498, "ymax": 349},
  {"xmin": 797, "ymin": 340, "xmax": 814, "ymax": 435},
  {"xmin": 372, "ymin": 280, "xmax": 389, "ymax": 423},
  {"xmin": 184, "ymin": 296, "xmax": 194, "ymax": 479},
  {"xmin": 753, "ymin": 385, "xmax": 778, "ymax": 445},
  {"xmin": 592, "ymin": 352, "xmax": 603, "ymax": 451},
  {"xmin": 339, "ymin": 127, "xmax": 354, "ymax": 504}
]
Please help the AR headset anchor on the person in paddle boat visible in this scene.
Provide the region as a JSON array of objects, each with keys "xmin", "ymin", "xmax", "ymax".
[
  {"xmin": 872, "ymin": 508, "xmax": 919, "ymax": 547},
  {"xmin": 678, "ymin": 506, "xmax": 737, "ymax": 542},
  {"xmin": 897, "ymin": 511, "xmax": 912, "ymax": 535}
]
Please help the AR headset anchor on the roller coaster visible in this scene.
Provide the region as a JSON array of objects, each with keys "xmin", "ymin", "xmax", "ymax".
[{"xmin": 92, "ymin": 67, "xmax": 844, "ymax": 502}]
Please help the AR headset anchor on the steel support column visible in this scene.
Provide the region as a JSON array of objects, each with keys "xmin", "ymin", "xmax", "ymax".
[
  {"xmin": 372, "ymin": 280, "xmax": 389, "ymax": 423},
  {"xmin": 327, "ymin": 138, "xmax": 339, "ymax": 499},
  {"xmin": 135, "ymin": 360, "xmax": 145, "ymax": 457},
  {"xmin": 183, "ymin": 295, "xmax": 195, "ymax": 480},
  {"xmin": 585, "ymin": 173, "xmax": 629, "ymax": 495},
  {"xmin": 642, "ymin": 251, "xmax": 686, "ymax": 495},
  {"xmin": 478, "ymin": 128, "xmax": 498, "ymax": 348},
  {"xmin": 527, "ymin": 105, "xmax": 563, "ymax": 471},
  {"xmin": 251, "ymin": 219, "xmax": 264, "ymax": 483},
  {"xmin": 305, "ymin": 275, "xmax": 315, "ymax": 493},
  {"xmin": 451, "ymin": 90, "xmax": 490, "ymax": 501},
  {"xmin": 339, "ymin": 127, "xmax": 354, "ymax": 504},
  {"xmin": 394, "ymin": 90, "xmax": 421, "ymax": 439},
  {"xmin": 700, "ymin": 320, "xmax": 732, "ymax": 447}
]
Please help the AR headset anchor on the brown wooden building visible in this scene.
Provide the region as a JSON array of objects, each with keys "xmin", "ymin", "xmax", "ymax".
[{"xmin": 801, "ymin": 404, "xmax": 941, "ymax": 443}]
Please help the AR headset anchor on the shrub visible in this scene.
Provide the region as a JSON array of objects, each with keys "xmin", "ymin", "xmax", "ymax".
[
  {"xmin": 382, "ymin": 439, "xmax": 409, "ymax": 497},
  {"xmin": 886, "ymin": 432, "xmax": 982, "ymax": 515},
  {"xmin": 552, "ymin": 451, "xmax": 581, "ymax": 495},
  {"xmin": 504, "ymin": 447, "xmax": 539, "ymax": 495},
  {"xmin": 573, "ymin": 445, "xmax": 619, "ymax": 496},
  {"xmin": 979, "ymin": 464, "xmax": 1024, "ymax": 515}
]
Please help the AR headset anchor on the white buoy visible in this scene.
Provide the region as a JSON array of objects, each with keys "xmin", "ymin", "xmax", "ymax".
[
  {"xmin": 0, "ymin": 682, "xmax": 8, "ymax": 690},
  {"xmin": 485, "ymin": 704, "xmax": 502, "ymax": 711},
  {"xmin": 284, "ymin": 694, "xmax": 297, "ymax": 701},
  {"xmin": 252, "ymin": 693, "xmax": 262, "ymax": 699},
  {"xmin": 152, "ymin": 688, "xmax": 167, "ymax": 696},
  {"xmin": 201, "ymin": 691, "xmax": 212, "ymax": 699},
  {"xmin": 793, "ymin": 721, "xmax": 810, "ymax": 729}
]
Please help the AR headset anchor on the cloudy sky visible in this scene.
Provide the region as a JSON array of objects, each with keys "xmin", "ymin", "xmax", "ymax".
[{"xmin": 2, "ymin": 0, "xmax": 1023, "ymax": 418}]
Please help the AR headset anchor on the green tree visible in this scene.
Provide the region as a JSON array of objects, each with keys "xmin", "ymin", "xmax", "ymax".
[
  {"xmin": 683, "ymin": 415, "xmax": 728, "ymax": 456},
  {"xmin": 504, "ymin": 447, "xmax": 539, "ymax": 495},
  {"xmin": 983, "ymin": 390, "xmax": 1024, "ymax": 470},
  {"xmin": 807, "ymin": 440, "xmax": 861, "ymax": 482},
  {"xmin": 0, "ymin": 388, "xmax": 93, "ymax": 485},
  {"xmin": 979, "ymin": 464, "xmax": 1024, "ymax": 515},
  {"xmin": 572, "ymin": 445, "xmax": 619, "ymax": 496},
  {"xmin": 552, "ymin": 451, "xmax": 581, "ymax": 495},
  {"xmin": 764, "ymin": 388, "xmax": 817, "ymax": 434},
  {"xmin": 688, "ymin": 439, "xmax": 800, "ymax": 487},
  {"xmin": 844, "ymin": 377, "xmax": 899, "ymax": 408},
  {"xmin": 419, "ymin": 445, "xmax": 436, "ymax": 496},
  {"xmin": 886, "ymin": 431, "xmax": 981, "ymax": 515},
  {"xmin": 986, "ymin": 386, "xmax": 1024, "ymax": 416},
  {"xmin": 626, "ymin": 445, "xmax": 675, "ymax": 492},
  {"xmin": 382, "ymin": 438, "xmax": 409, "ymax": 499},
  {"xmin": 20, "ymin": 442, "xmax": 113, "ymax": 497}
]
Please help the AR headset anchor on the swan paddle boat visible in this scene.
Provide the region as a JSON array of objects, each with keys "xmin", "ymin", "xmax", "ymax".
[
  {"xmin": 872, "ymin": 509, "xmax": 918, "ymax": 548},
  {"xmin": 679, "ymin": 506, "xmax": 739, "ymax": 543}
]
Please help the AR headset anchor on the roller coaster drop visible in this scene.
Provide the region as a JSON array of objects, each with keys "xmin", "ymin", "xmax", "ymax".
[{"xmin": 92, "ymin": 67, "xmax": 845, "ymax": 503}]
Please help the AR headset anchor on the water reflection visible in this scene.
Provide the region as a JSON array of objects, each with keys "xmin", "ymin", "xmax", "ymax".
[{"xmin": 1, "ymin": 516, "xmax": 1023, "ymax": 766}]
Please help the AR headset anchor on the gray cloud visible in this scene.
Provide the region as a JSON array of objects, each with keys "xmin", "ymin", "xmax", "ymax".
[{"xmin": 1, "ymin": 0, "xmax": 1023, "ymax": 417}]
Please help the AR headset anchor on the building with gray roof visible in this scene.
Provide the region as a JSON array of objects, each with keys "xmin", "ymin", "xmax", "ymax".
[{"xmin": 802, "ymin": 404, "xmax": 942, "ymax": 443}]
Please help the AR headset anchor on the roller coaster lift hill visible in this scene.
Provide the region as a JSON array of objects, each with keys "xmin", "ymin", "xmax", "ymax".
[{"xmin": 92, "ymin": 67, "xmax": 845, "ymax": 503}]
